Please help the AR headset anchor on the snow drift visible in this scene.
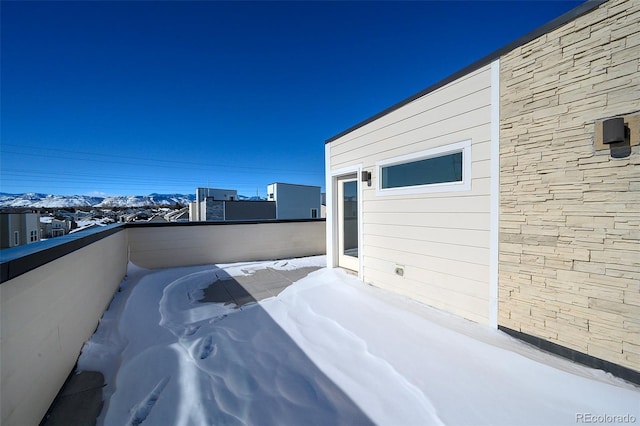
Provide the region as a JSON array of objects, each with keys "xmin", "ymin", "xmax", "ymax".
[{"xmin": 78, "ymin": 256, "xmax": 639, "ymax": 425}]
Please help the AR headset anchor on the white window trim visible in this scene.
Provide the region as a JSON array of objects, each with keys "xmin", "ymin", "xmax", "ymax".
[{"xmin": 375, "ymin": 139, "xmax": 472, "ymax": 196}]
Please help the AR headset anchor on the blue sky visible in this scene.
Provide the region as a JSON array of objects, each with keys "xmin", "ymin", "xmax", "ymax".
[{"xmin": 1, "ymin": 0, "xmax": 583, "ymax": 197}]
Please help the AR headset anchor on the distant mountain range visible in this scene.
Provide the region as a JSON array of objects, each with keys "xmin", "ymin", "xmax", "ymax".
[
  {"xmin": 0, "ymin": 192, "xmax": 199, "ymax": 208},
  {"xmin": 0, "ymin": 192, "xmax": 266, "ymax": 208}
]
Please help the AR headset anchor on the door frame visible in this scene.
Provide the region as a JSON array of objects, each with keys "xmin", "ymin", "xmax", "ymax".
[
  {"xmin": 337, "ymin": 174, "xmax": 359, "ymax": 272},
  {"xmin": 327, "ymin": 164, "xmax": 363, "ymax": 278}
]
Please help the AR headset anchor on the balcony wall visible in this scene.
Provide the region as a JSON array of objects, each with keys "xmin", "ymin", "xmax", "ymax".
[
  {"xmin": 0, "ymin": 219, "xmax": 326, "ymax": 426},
  {"xmin": 127, "ymin": 220, "xmax": 326, "ymax": 269},
  {"xmin": 0, "ymin": 226, "xmax": 128, "ymax": 426}
]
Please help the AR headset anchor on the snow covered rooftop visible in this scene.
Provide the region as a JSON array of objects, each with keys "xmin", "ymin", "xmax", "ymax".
[{"xmin": 79, "ymin": 256, "xmax": 639, "ymax": 425}]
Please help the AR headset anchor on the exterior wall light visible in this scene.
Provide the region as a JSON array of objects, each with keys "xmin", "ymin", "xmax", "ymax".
[
  {"xmin": 602, "ymin": 117, "xmax": 625, "ymax": 144},
  {"xmin": 601, "ymin": 116, "xmax": 632, "ymax": 159},
  {"xmin": 361, "ymin": 171, "xmax": 372, "ymax": 187}
]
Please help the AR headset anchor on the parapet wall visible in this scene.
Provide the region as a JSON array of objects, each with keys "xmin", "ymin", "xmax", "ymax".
[
  {"xmin": 0, "ymin": 219, "xmax": 326, "ymax": 426},
  {"xmin": 0, "ymin": 228, "xmax": 128, "ymax": 426},
  {"xmin": 126, "ymin": 219, "xmax": 326, "ymax": 269}
]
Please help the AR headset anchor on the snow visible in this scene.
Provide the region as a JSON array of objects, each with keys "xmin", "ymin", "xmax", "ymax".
[
  {"xmin": 0, "ymin": 192, "xmax": 195, "ymax": 208},
  {"xmin": 78, "ymin": 256, "xmax": 639, "ymax": 426},
  {"xmin": 95, "ymin": 194, "xmax": 195, "ymax": 208},
  {"xmin": 0, "ymin": 192, "xmax": 104, "ymax": 208},
  {"xmin": 70, "ymin": 219, "xmax": 112, "ymax": 233},
  {"xmin": 0, "ymin": 192, "xmax": 268, "ymax": 208}
]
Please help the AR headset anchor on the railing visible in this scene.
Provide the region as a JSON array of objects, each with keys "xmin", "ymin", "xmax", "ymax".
[{"xmin": 0, "ymin": 219, "xmax": 326, "ymax": 426}]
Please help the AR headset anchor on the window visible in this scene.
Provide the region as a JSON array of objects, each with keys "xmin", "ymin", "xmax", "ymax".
[
  {"xmin": 14, "ymin": 231, "xmax": 19, "ymax": 246},
  {"xmin": 311, "ymin": 208, "xmax": 318, "ymax": 219},
  {"xmin": 30, "ymin": 230, "xmax": 38, "ymax": 242},
  {"xmin": 376, "ymin": 140, "xmax": 471, "ymax": 196},
  {"xmin": 382, "ymin": 152, "xmax": 462, "ymax": 188}
]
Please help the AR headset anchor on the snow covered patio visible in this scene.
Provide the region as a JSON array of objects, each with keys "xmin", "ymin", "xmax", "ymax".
[{"xmin": 73, "ymin": 256, "xmax": 637, "ymax": 425}]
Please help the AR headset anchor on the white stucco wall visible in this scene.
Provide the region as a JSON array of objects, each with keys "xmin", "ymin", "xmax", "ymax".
[
  {"xmin": 0, "ymin": 230, "xmax": 128, "ymax": 426},
  {"xmin": 127, "ymin": 221, "xmax": 326, "ymax": 269}
]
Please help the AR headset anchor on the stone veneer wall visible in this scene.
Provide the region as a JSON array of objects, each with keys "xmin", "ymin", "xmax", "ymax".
[{"xmin": 499, "ymin": 0, "xmax": 639, "ymax": 373}]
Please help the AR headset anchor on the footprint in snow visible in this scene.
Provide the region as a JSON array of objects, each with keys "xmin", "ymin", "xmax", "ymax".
[
  {"xmin": 209, "ymin": 314, "xmax": 228, "ymax": 325},
  {"xmin": 182, "ymin": 325, "xmax": 200, "ymax": 337},
  {"xmin": 127, "ymin": 376, "xmax": 169, "ymax": 426},
  {"xmin": 197, "ymin": 335, "xmax": 216, "ymax": 360}
]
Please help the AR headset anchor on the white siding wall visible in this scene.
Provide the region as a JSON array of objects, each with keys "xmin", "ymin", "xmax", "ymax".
[{"xmin": 329, "ymin": 64, "xmax": 494, "ymax": 324}]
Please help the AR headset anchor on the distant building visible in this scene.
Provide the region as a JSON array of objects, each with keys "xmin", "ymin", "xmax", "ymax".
[
  {"xmin": 0, "ymin": 212, "xmax": 41, "ymax": 248},
  {"xmin": 165, "ymin": 207, "xmax": 189, "ymax": 222},
  {"xmin": 40, "ymin": 217, "xmax": 74, "ymax": 238},
  {"xmin": 189, "ymin": 187, "xmax": 275, "ymax": 222},
  {"xmin": 190, "ymin": 188, "xmax": 238, "ymax": 221},
  {"xmin": 147, "ymin": 213, "xmax": 168, "ymax": 223},
  {"xmin": 202, "ymin": 200, "xmax": 275, "ymax": 221},
  {"xmin": 266, "ymin": 183, "xmax": 321, "ymax": 220},
  {"xmin": 118, "ymin": 210, "xmax": 154, "ymax": 223}
]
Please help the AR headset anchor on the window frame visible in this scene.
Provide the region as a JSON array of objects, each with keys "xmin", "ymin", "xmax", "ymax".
[{"xmin": 375, "ymin": 140, "xmax": 472, "ymax": 196}]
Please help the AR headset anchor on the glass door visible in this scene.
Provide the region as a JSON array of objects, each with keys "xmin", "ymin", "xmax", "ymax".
[{"xmin": 337, "ymin": 176, "xmax": 359, "ymax": 272}]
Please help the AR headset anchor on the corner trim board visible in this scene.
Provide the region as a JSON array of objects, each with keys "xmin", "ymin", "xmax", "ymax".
[{"xmin": 489, "ymin": 59, "xmax": 500, "ymax": 328}]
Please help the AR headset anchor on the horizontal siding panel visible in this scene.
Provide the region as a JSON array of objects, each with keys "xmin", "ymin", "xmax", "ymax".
[
  {"xmin": 331, "ymin": 105, "xmax": 491, "ymax": 166},
  {"xmin": 365, "ymin": 211, "xmax": 490, "ymax": 231},
  {"xmin": 330, "ymin": 126, "xmax": 490, "ymax": 171},
  {"xmin": 330, "ymin": 88, "xmax": 491, "ymax": 158},
  {"xmin": 364, "ymin": 244, "xmax": 489, "ymax": 283},
  {"xmin": 470, "ymin": 176, "xmax": 491, "ymax": 195},
  {"xmin": 369, "ymin": 130, "xmax": 491, "ymax": 171},
  {"xmin": 365, "ymin": 234, "xmax": 490, "ymax": 265},
  {"xmin": 361, "ymin": 176, "xmax": 491, "ymax": 202},
  {"xmin": 472, "ymin": 158, "xmax": 491, "ymax": 180},
  {"xmin": 351, "ymin": 137, "xmax": 492, "ymax": 177},
  {"xmin": 362, "ymin": 267, "xmax": 489, "ymax": 324},
  {"xmin": 330, "ymin": 65, "xmax": 491, "ymax": 148},
  {"xmin": 363, "ymin": 194, "xmax": 489, "ymax": 213},
  {"xmin": 364, "ymin": 259, "xmax": 489, "ymax": 299},
  {"xmin": 471, "ymin": 140, "xmax": 492, "ymax": 163},
  {"xmin": 364, "ymin": 223, "xmax": 490, "ymax": 249}
]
